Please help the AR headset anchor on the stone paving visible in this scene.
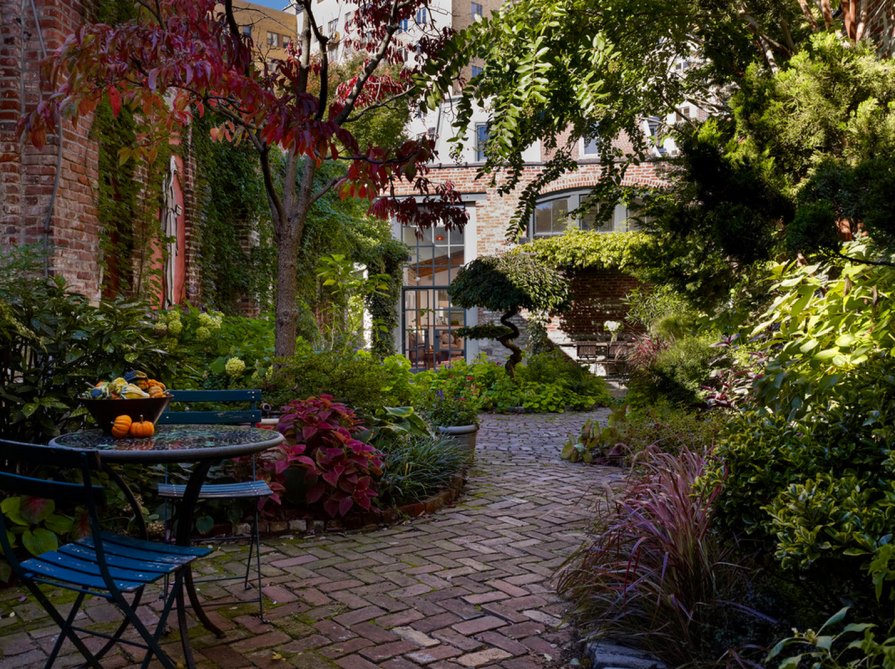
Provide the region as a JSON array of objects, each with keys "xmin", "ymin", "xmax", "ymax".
[{"xmin": 0, "ymin": 410, "xmax": 623, "ymax": 668}]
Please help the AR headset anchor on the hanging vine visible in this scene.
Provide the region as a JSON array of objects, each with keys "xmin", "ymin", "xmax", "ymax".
[
  {"xmin": 192, "ymin": 112, "xmax": 274, "ymax": 314},
  {"xmin": 92, "ymin": 0, "xmax": 171, "ymax": 302}
]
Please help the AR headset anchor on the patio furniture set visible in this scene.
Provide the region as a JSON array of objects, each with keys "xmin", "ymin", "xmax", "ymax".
[{"xmin": 0, "ymin": 390, "xmax": 281, "ymax": 668}]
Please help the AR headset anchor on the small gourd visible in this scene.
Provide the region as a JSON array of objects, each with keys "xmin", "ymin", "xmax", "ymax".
[
  {"xmin": 129, "ymin": 419, "xmax": 155, "ymax": 438},
  {"xmin": 147, "ymin": 385, "xmax": 165, "ymax": 398},
  {"xmin": 111, "ymin": 415, "xmax": 132, "ymax": 438}
]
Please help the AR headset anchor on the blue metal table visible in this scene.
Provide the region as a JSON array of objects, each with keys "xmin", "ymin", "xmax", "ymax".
[{"xmin": 49, "ymin": 425, "xmax": 284, "ymax": 651}]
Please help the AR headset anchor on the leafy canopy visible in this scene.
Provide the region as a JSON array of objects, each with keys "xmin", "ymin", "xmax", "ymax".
[
  {"xmin": 418, "ymin": 0, "xmax": 813, "ymax": 240},
  {"xmin": 449, "ymin": 254, "xmax": 570, "ymax": 314}
]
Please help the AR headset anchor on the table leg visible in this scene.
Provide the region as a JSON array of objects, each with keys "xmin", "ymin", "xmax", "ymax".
[{"xmin": 175, "ymin": 459, "xmax": 226, "ymax": 638}]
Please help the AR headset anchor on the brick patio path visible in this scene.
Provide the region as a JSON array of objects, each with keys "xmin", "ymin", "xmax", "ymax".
[{"xmin": 0, "ymin": 410, "xmax": 622, "ymax": 668}]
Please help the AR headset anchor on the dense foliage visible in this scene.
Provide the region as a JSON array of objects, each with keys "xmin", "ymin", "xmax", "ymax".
[
  {"xmin": 522, "ymin": 230, "xmax": 649, "ymax": 273},
  {"xmin": 272, "ymin": 396, "xmax": 382, "ymax": 518},
  {"xmin": 0, "ymin": 250, "xmax": 174, "ymax": 441}
]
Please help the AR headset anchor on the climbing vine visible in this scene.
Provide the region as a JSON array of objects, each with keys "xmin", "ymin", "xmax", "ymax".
[
  {"xmin": 191, "ymin": 112, "xmax": 274, "ymax": 313},
  {"xmin": 360, "ymin": 238, "xmax": 409, "ymax": 359},
  {"xmin": 92, "ymin": 0, "xmax": 171, "ymax": 302},
  {"xmin": 521, "ymin": 230, "xmax": 651, "ymax": 273}
]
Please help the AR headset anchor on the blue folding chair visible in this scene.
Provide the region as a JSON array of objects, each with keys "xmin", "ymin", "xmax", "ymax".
[
  {"xmin": 0, "ymin": 438, "xmax": 210, "ymax": 669},
  {"xmin": 156, "ymin": 389, "xmax": 271, "ymax": 620}
]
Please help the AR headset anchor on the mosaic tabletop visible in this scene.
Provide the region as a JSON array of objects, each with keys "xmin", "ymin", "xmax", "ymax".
[{"xmin": 48, "ymin": 425, "xmax": 284, "ymax": 463}]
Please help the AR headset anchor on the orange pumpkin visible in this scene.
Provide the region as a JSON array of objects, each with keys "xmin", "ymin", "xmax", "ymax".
[
  {"xmin": 129, "ymin": 420, "xmax": 155, "ymax": 438},
  {"xmin": 111, "ymin": 415, "xmax": 132, "ymax": 438},
  {"xmin": 147, "ymin": 385, "xmax": 165, "ymax": 398}
]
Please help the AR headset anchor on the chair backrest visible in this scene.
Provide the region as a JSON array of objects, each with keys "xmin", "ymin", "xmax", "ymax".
[
  {"xmin": 0, "ymin": 439, "xmax": 106, "ymax": 572},
  {"xmin": 157, "ymin": 389, "xmax": 262, "ymax": 426}
]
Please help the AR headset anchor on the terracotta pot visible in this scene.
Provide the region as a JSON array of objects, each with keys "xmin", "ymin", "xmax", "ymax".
[{"xmin": 436, "ymin": 424, "xmax": 478, "ymax": 461}]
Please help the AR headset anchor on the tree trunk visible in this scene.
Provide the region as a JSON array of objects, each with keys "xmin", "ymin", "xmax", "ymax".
[
  {"xmin": 498, "ymin": 307, "xmax": 523, "ymax": 378},
  {"xmin": 273, "ymin": 158, "xmax": 316, "ymax": 359}
]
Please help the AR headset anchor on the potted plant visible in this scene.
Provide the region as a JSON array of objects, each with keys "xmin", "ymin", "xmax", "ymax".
[{"xmin": 422, "ymin": 385, "xmax": 481, "ymax": 459}]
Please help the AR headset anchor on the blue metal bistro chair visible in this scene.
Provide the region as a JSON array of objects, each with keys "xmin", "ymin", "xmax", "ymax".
[
  {"xmin": 0, "ymin": 438, "xmax": 210, "ymax": 669},
  {"xmin": 156, "ymin": 388, "xmax": 271, "ymax": 620}
]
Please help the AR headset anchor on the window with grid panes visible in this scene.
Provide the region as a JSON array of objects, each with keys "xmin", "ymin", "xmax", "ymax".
[{"xmin": 401, "ymin": 225, "xmax": 467, "ymax": 371}]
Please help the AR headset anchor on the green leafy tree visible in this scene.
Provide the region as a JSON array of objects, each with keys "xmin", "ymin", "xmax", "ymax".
[
  {"xmin": 419, "ymin": 0, "xmax": 817, "ymax": 241},
  {"xmin": 448, "ymin": 254, "xmax": 570, "ymax": 377}
]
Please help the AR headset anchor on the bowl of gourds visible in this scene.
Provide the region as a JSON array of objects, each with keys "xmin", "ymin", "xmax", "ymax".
[{"xmin": 80, "ymin": 371, "xmax": 170, "ymax": 438}]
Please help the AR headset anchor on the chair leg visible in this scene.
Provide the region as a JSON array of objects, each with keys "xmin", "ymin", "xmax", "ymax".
[
  {"xmin": 174, "ymin": 572, "xmax": 198, "ymax": 669},
  {"xmin": 44, "ymin": 591, "xmax": 89, "ymax": 669},
  {"xmin": 109, "ymin": 583, "xmax": 179, "ymax": 669},
  {"xmin": 91, "ymin": 586, "xmax": 145, "ymax": 661},
  {"xmin": 253, "ymin": 506, "xmax": 265, "ymax": 621},
  {"xmin": 24, "ymin": 584, "xmax": 103, "ymax": 669}
]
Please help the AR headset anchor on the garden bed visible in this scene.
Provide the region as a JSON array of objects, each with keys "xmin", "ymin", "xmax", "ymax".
[{"xmin": 216, "ymin": 470, "xmax": 467, "ymax": 539}]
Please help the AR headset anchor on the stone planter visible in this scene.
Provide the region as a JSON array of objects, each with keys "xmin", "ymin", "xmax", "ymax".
[{"xmin": 436, "ymin": 424, "xmax": 478, "ymax": 461}]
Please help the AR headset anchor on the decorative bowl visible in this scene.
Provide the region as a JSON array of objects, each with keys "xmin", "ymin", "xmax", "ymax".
[{"xmin": 82, "ymin": 397, "xmax": 170, "ymax": 435}]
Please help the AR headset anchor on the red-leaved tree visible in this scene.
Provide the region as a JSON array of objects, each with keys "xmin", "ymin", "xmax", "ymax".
[{"xmin": 22, "ymin": 0, "xmax": 466, "ymax": 357}]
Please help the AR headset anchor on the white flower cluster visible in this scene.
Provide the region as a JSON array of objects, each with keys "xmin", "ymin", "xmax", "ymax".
[{"xmin": 225, "ymin": 357, "xmax": 246, "ymax": 377}]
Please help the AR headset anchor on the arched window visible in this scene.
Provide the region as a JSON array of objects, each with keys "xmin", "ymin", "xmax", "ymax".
[{"xmin": 530, "ymin": 190, "xmax": 637, "ymax": 239}]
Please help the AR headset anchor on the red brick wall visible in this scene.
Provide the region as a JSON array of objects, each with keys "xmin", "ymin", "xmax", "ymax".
[
  {"xmin": 0, "ymin": 0, "xmax": 101, "ymax": 300},
  {"xmin": 555, "ymin": 268, "xmax": 643, "ymax": 341}
]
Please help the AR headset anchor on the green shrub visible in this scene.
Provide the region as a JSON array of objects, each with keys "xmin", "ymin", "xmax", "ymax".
[
  {"xmin": 377, "ymin": 434, "xmax": 467, "ymax": 507},
  {"xmin": 155, "ymin": 306, "xmax": 275, "ymax": 389},
  {"xmin": 768, "ymin": 607, "xmax": 895, "ymax": 669},
  {"xmin": 417, "ymin": 354, "xmax": 611, "ymax": 415},
  {"xmin": 517, "ymin": 350, "xmax": 611, "ymax": 401},
  {"xmin": 267, "ymin": 344, "xmax": 416, "ymax": 416},
  {"xmin": 766, "ymin": 473, "xmax": 895, "ymax": 572},
  {"xmin": 703, "ymin": 356, "xmax": 895, "ymax": 585},
  {"xmin": 561, "ymin": 403, "xmax": 730, "ymax": 465},
  {"xmin": 625, "ymin": 284, "xmax": 701, "ymax": 333},
  {"xmin": 0, "ymin": 253, "xmax": 176, "ymax": 441},
  {"xmin": 628, "ymin": 334, "xmax": 719, "ymax": 406}
]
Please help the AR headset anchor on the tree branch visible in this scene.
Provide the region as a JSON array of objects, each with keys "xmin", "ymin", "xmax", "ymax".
[
  {"xmin": 223, "ymin": 0, "xmax": 242, "ymax": 42},
  {"xmin": 344, "ymin": 87, "xmax": 416, "ymax": 123},
  {"xmin": 300, "ymin": 0, "xmax": 331, "ymax": 120},
  {"xmin": 333, "ymin": 0, "xmax": 402, "ymax": 126},
  {"xmin": 253, "ymin": 139, "xmax": 287, "ymax": 227},
  {"xmin": 309, "ymin": 177, "xmax": 343, "ymax": 206},
  {"xmin": 832, "ymin": 250, "xmax": 895, "ymax": 267}
]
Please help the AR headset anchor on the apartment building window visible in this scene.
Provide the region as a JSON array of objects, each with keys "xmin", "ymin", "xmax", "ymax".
[
  {"xmin": 471, "ymin": 2, "xmax": 483, "ymax": 18},
  {"xmin": 399, "ymin": 17, "xmax": 410, "ymax": 31},
  {"xmin": 282, "ymin": 35, "xmax": 292, "ymax": 48},
  {"xmin": 344, "ymin": 11, "xmax": 354, "ymax": 30},
  {"xmin": 415, "ymin": 7, "xmax": 428, "ymax": 23},
  {"xmin": 474, "ymin": 123, "xmax": 489, "ymax": 162},
  {"xmin": 581, "ymin": 134, "xmax": 599, "ymax": 156},
  {"xmin": 267, "ymin": 31, "xmax": 279, "ymax": 47},
  {"xmin": 328, "ymin": 19, "xmax": 338, "ymax": 36},
  {"xmin": 471, "ymin": 64, "xmax": 483, "ymax": 78},
  {"xmin": 241, "ymin": 25, "xmax": 252, "ymax": 37}
]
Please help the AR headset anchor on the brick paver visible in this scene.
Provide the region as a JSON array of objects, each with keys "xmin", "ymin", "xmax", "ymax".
[{"xmin": 0, "ymin": 411, "xmax": 619, "ymax": 667}]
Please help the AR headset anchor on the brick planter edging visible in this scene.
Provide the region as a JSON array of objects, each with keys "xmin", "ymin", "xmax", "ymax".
[{"xmin": 238, "ymin": 470, "xmax": 468, "ymax": 538}]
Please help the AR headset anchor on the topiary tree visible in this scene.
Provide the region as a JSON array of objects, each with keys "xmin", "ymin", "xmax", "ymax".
[{"xmin": 449, "ymin": 253, "xmax": 570, "ymax": 377}]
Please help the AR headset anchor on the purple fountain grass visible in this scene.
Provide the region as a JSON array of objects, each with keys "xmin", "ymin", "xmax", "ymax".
[{"xmin": 558, "ymin": 448, "xmax": 768, "ymax": 666}]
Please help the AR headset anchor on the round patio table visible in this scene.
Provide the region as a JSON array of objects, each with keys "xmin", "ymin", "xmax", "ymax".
[{"xmin": 49, "ymin": 425, "xmax": 284, "ymax": 646}]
